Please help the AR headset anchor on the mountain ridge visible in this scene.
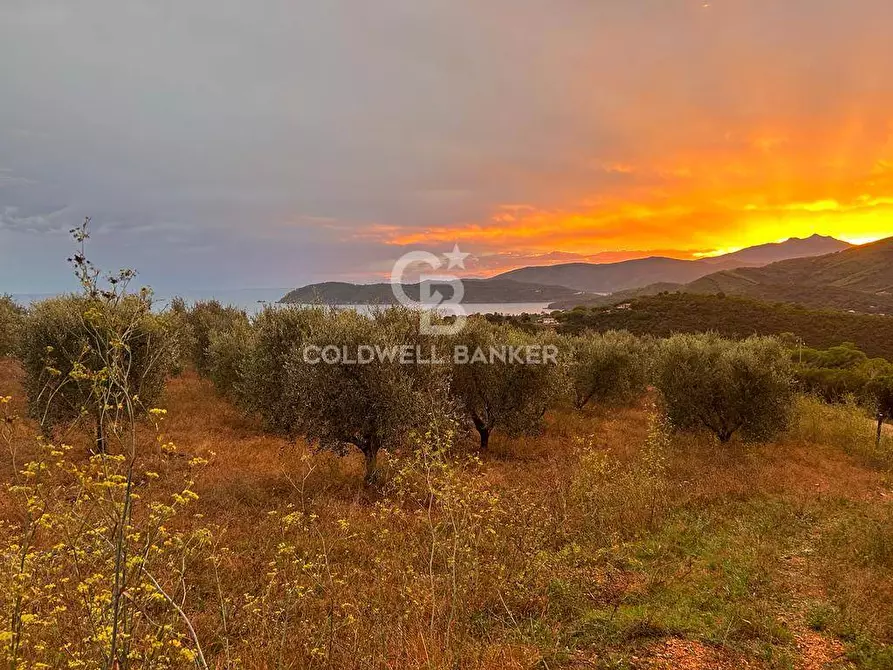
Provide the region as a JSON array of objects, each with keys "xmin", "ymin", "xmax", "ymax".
[
  {"xmin": 280, "ymin": 235, "xmax": 851, "ymax": 305},
  {"xmin": 495, "ymin": 234, "xmax": 851, "ymax": 294},
  {"xmin": 549, "ymin": 236, "xmax": 893, "ymax": 313}
]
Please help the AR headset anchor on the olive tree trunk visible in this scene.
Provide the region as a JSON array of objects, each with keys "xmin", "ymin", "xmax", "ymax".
[
  {"xmin": 361, "ymin": 434, "xmax": 382, "ymax": 485},
  {"xmin": 471, "ymin": 412, "xmax": 492, "ymax": 452},
  {"xmin": 478, "ymin": 427, "xmax": 490, "ymax": 451}
]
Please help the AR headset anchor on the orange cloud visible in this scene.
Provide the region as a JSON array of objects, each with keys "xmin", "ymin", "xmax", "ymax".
[{"xmin": 357, "ymin": 117, "xmax": 893, "ymax": 264}]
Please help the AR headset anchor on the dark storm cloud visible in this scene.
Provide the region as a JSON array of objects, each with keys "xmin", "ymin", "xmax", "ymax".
[{"xmin": 2, "ymin": 0, "xmax": 893, "ymax": 292}]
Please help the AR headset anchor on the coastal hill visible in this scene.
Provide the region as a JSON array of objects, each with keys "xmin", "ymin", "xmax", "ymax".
[{"xmin": 280, "ymin": 278, "xmax": 591, "ymax": 305}]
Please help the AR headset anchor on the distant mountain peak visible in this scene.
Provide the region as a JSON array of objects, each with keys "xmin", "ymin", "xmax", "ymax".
[
  {"xmin": 704, "ymin": 234, "xmax": 851, "ymax": 268},
  {"xmin": 492, "ymin": 234, "xmax": 852, "ymax": 294}
]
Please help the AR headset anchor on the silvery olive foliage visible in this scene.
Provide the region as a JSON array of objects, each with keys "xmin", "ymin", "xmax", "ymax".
[
  {"xmin": 286, "ymin": 307, "xmax": 453, "ymax": 483},
  {"xmin": 182, "ymin": 300, "xmax": 249, "ymax": 378},
  {"xmin": 655, "ymin": 333, "xmax": 794, "ymax": 443},
  {"xmin": 206, "ymin": 317, "xmax": 252, "ymax": 399},
  {"xmin": 449, "ymin": 319, "xmax": 569, "ymax": 451},
  {"xmin": 237, "ymin": 306, "xmax": 328, "ymax": 432},
  {"xmin": 568, "ymin": 330, "xmax": 652, "ymax": 410},
  {"xmin": 0, "ymin": 294, "xmax": 25, "ymax": 358}
]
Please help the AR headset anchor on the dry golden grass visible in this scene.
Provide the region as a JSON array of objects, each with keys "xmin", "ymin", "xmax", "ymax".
[{"xmin": 2, "ymin": 359, "xmax": 893, "ymax": 669}]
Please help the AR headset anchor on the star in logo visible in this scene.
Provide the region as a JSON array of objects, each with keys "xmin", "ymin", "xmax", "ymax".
[{"xmin": 443, "ymin": 244, "xmax": 470, "ymax": 270}]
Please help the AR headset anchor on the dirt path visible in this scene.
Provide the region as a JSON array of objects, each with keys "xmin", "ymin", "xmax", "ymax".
[
  {"xmin": 631, "ymin": 537, "xmax": 848, "ymax": 670},
  {"xmin": 638, "ymin": 639, "xmax": 758, "ymax": 669},
  {"xmin": 633, "ymin": 441, "xmax": 877, "ymax": 670},
  {"xmin": 777, "ymin": 551, "xmax": 846, "ymax": 670}
]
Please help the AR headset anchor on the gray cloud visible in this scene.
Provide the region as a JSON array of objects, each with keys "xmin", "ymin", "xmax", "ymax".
[{"xmin": 2, "ymin": 0, "xmax": 892, "ymax": 292}]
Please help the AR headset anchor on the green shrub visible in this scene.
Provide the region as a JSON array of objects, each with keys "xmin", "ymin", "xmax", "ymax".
[
  {"xmin": 656, "ymin": 333, "xmax": 793, "ymax": 443},
  {"xmin": 207, "ymin": 318, "xmax": 252, "ymax": 399},
  {"xmin": 788, "ymin": 395, "xmax": 893, "ymax": 467},
  {"xmin": 286, "ymin": 307, "xmax": 452, "ymax": 483},
  {"xmin": 794, "ymin": 366, "xmax": 870, "ymax": 403},
  {"xmin": 568, "ymin": 330, "xmax": 651, "ymax": 409},
  {"xmin": 182, "ymin": 300, "xmax": 248, "ymax": 376},
  {"xmin": 237, "ymin": 306, "xmax": 327, "ymax": 432},
  {"xmin": 18, "ymin": 294, "xmax": 176, "ymax": 449},
  {"xmin": 798, "ymin": 342, "xmax": 869, "ymax": 369},
  {"xmin": 450, "ymin": 320, "xmax": 568, "ymax": 450},
  {"xmin": 161, "ymin": 296, "xmax": 193, "ymax": 375},
  {"xmin": 791, "ymin": 341, "xmax": 893, "ymax": 404},
  {"xmin": 0, "ymin": 294, "xmax": 26, "ymax": 357}
]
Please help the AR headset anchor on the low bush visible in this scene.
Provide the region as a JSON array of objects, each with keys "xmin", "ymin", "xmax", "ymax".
[
  {"xmin": 162, "ymin": 296, "xmax": 194, "ymax": 375},
  {"xmin": 182, "ymin": 300, "xmax": 248, "ymax": 377},
  {"xmin": 237, "ymin": 306, "xmax": 327, "ymax": 432},
  {"xmin": 788, "ymin": 395, "xmax": 891, "ymax": 463},
  {"xmin": 206, "ymin": 318, "xmax": 252, "ymax": 399},
  {"xmin": 868, "ymin": 376, "xmax": 893, "ymax": 446}
]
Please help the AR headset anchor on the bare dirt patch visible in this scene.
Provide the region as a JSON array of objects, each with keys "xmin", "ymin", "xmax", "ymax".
[{"xmin": 636, "ymin": 639, "xmax": 759, "ymax": 669}]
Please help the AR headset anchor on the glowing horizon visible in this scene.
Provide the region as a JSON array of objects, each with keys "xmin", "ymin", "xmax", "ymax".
[{"xmin": 364, "ymin": 124, "xmax": 893, "ymax": 271}]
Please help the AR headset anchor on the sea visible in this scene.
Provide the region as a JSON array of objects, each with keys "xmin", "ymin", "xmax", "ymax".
[{"xmin": 10, "ymin": 289, "xmax": 553, "ymax": 316}]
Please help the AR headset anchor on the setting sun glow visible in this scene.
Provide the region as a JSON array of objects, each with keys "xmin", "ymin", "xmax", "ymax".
[{"xmin": 373, "ymin": 126, "xmax": 893, "ymax": 270}]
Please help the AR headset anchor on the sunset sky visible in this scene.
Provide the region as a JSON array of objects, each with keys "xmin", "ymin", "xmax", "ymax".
[{"xmin": 1, "ymin": 0, "xmax": 892, "ymax": 292}]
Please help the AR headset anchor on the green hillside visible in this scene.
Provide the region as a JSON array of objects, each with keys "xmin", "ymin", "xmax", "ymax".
[
  {"xmin": 280, "ymin": 278, "xmax": 591, "ymax": 305},
  {"xmin": 707, "ymin": 235, "xmax": 892, "ymax": 293},
  {"xmin": 685, "ymin": 236, "xmax": 893, "ymax": 313},
  {"xmin": 556, "ymin": 292, "xmax": 893, "ymax": 360}
]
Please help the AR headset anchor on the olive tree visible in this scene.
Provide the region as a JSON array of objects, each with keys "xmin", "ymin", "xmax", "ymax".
[
  {"xmin": 236, "ymin": 306, "xmax": 327, "ymax": 432},
  {"xmin": 160, "ymin": 296, "xmax": 193, "ymax": 375},
  {"xmin": 206, "ymin": 318, "xmax": 252, "ymax": 398},
  {"xmin": 0, "ymin": 294, "xmax": 26, "ymax": 358},
  {"xmin": 182, "ymin": 300, "xmax": 248, "ymax": 376},
  {"xmin": 568, "ymin": 330, "xmax": 651, "ymax": 409},
  {"xmin": 450, "ymin": 320, "xmax": 568, "ymax": 451},
  {"xmin": 286, "ymin": 307, "xmax": 451, "ymax": 483},
  {"xmin": 655, "ymin": 333, "xmax": 793, "ymax": 443},
  {"xmin": 18, "ymin": 294, "xmax": 176, "ymax": 450}
]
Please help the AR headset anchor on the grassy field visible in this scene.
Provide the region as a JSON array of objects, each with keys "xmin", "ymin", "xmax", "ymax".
[{"xmin": 2, "ymin": 357, "xmax": 893, "ymax": 669}]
